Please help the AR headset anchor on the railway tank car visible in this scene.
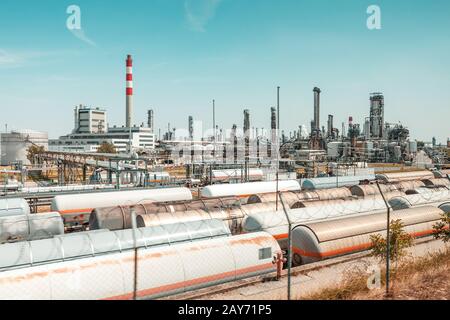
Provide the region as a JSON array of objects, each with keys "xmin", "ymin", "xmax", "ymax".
[
  {"xmin": 0, "ymin": 198, "xmax": 30, "ymax": 217},
  {"xmin": 51, "ymin": 187, "xmax": 193, "ymax": 225},
  {"xmin": 0, "ymin": 220, "xmax": 280, "ymax": 300},
  {"xmin": 200, "ymin": 180, "xmax": 301, "ymax": 198},
  {"xmin": 0, "ymin": 212, "xmax": 64, "ymax": 243},
  {"xmin": 89, "ymin": 196, "xmax": 242, "ymax": 231},
  {"xmin": 115, "ymin": 202, "xmax": 283, "ymax": 234},
  {"xmin": 246, "ymin": 187, "xmax": 353, "ymax": 206},
  {"xmin": 291, "ymin": 206, "xmax": 444, "ymax": 265},
  {"xmin": 301, "ymin": 175, "xmax": 375, "ymax": 190},
  {"xmin": 388, "ymin": 188, "xmax": 450, "ymax": 210},
  {"xmin": 376, "ymin": 171, "xmax": 434, "ymax": 183},
  {"xmin": 243, "ymin": 197, "xmax": 391, "ymax": 249}
]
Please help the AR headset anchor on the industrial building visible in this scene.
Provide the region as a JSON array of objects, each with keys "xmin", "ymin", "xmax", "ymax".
[{"xmin": 49, "ymin": 55, "xmax": 156, "ymax": 154}]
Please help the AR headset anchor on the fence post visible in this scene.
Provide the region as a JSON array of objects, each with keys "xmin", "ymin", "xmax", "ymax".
[
  {"xmin": 131, "ymin": 207, "xmax": 138, "ymax": 300},
  {"xmin": 376, "ymin": 181, "xmax": 391, "ymax": 297},
  {"xmin": 278, "ymin": 191, "xmax": 292, "ymax": 300}
]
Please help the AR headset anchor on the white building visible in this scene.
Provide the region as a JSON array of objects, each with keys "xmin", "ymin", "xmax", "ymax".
[
  {"xmin": 49, "ymin": 126, "xmax": 155, "ymax": 153},
  {"xmin": 1, "ymin": 129, "xmax": 48, "ymax": 165},
  {"xmin": 73, "ymin": 105, "xmax": 107, "ymax": 134},
  {"xmin": 49, "ymin": 105, "xmax": 156, "ymax": 154}
]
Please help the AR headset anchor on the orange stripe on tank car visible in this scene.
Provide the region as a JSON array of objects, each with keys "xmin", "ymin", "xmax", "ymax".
[
  {"xmin": 59, "ymin": 208, "xmax": 93, "ymax": 215},
  {"xmin": 292, "ymin": 228, "xmax": 438, "ymax": 259},
  {"xmin": 104, "ymin": 262, "xmax": 274, "ymax": 300}
]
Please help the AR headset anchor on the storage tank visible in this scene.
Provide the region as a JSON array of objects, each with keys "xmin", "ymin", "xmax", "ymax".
[
  {"xmin": 201, "ymin": 180, "xmax": 301, "ymax": 198},
  {"xmin": 0, "ymin": 198, "xmax": 30, "ymax": 217},
  {"xmin": 0, "ymin": 212, "xmax": 64, "ymax": 243},
  {"xmin": 292, "ymin": 206, "xmax": 443, "ymax": 265},
  {"xmin": 0, "ymin": 130, "xmax": 48, "ymax": 166}
]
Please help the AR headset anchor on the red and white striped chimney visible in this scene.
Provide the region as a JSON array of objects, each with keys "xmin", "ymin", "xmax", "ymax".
[{"xmin": 126, "ymin": 54, "xmax": 133, "ymax": 128}]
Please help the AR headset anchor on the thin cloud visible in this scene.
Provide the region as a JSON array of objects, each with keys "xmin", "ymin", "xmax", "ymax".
[
  {"xmin": 0, "ymin": 49, "xmax": 22, "ymax": 68},
  {"xmin": 184, "ymin": 0, "xmax": 222, "ymax": 32}
]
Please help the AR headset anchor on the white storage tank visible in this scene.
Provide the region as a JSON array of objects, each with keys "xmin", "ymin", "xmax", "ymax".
[{"xmin": 0, "ymin": 130, "xmax": 48, "ymax": 166}]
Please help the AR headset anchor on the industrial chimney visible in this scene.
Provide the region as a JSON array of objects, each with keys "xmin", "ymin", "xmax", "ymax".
[
  {"xmin": 126, "ymin": 55, "xmax": 133, "ymax": 128},
  {"xmin": 147, "ymin": 109, "xmax": 154, "ymax": 132},
  {"xmin": 188, "ymin": 116, "xmax": 194, "ymax": 139},
  {"xmin": 327, "ymin": 114, "xmax": 334, "ymax": 138},
  {"xmin": 313, "ymin": 87, "xmax": 321, "ymax": 130}
]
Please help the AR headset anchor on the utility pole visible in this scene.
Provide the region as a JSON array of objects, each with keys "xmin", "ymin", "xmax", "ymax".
[
  {"xmin": 276, "ymin": 86, "xmax": 280, "ymax": 211},
  {"xmin": 213, "ymin": 99, "xmax": 216, "ymax": 163}
]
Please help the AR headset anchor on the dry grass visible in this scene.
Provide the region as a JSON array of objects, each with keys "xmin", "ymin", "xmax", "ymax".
[{"xmin": 303, "ymin": 249, "xmax": 450, "ymax": 300}]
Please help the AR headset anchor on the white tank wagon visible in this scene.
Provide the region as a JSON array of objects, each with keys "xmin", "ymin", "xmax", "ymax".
[
  {"xmin": 422, "ymin": 178, "xmax": 450, "ymax": 188},
  {"xmin": 301, "ymin": 175, "xmax": 375, "ymax": 190},
  {"xmin": 89, "ymin": 196, "xmax": 242, "ymax": 231},
  {"xmin": 388, "ymin": 188, "xmax": 450, "ymax": 210},
  {"xmin": 350, "ymin": 184, "xmax": 399, "ymax": 197},
  {"xmin": 243, "ymin": 197, "xmax": 391, "ymax": 249},
  {"xmin": 0, "ymin": 221, "xmax": 280, "ymax": 300},
  {"xmin": 0, "ymin": 212, "xmax": 64, "ymax": 243},
  {"xmin": 394, "ymin": 180, "xmax": 426, "ymax": 192},
  {"xmin": 376, "ymin": 171, "xmax": 434, "ymax": 183},
  {"xmin": 201, "ymin": 180, "xmax": 301, "ymax": 198},
  {"xmin": 0, "ymin": 198, "xmax": 30, "ymax": 217},
  {"xmin": 51, "ymin": 187, "xmax": 193, "ymax": 225},
  {"xmin": 291, "ymin": 206, "xmax": 444, "ymax": 265},
  {"xmin": 211, "ymin": 168, "xmax": 264, "ymax": 183},
  {"xmin": 135, "ymin": 202, "xmax": 285, "ymax": 234},
  {"xmin": 247, "ymin": 187, "xmax": 353, "ymax": 207}
]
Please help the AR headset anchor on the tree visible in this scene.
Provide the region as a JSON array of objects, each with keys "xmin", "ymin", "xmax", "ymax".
[
  {"xmin": 370, "ymin": 219, "xmax": 413, "ymax": 263},
  {"xmin": 433, "ymin": 212, "xmax": 450, "ymax": 242},
  {"xmin": 27, "ymin": 145, "xmax": 45, "ymax": 163},
  {"xmin": 97, "ymin": 142, "xmax": 116, "ymax": 154}
]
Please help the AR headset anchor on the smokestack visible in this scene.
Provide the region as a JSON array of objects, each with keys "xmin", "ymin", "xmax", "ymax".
[
  {"xmin": 243, "ymin": 109, "xmax": 250, "ymax": 135},
  {"xmin": 327, "ymin": 114, "xmax": 333, "ymax": 138},
  {"xmin": 147, "ymin": 109, "xmax": 154, "ymax": 132},
  {"xmin": 313, "ymin": 87, "xmax": 321, "ymax": 130},
  {"xmin": 188, "ymin": 116, "xmax": 194, "ymax": 139},
  {"xmin": 270, "ymin": 107, "xmax": 276, "ymax": 144},
  {"xmin": 126, "ymin": 55, "xmax": 133, "ymax": 128}
]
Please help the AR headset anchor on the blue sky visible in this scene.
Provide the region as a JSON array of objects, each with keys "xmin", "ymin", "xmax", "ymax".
[{"xmin": 0, "ymin": 0, "xmax": 449, "ymax": 143}]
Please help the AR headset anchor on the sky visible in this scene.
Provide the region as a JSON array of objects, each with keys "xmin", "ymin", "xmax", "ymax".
[{"xmin": 0, "ymin": 0, "xmax": 449, "ymax": 143}]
